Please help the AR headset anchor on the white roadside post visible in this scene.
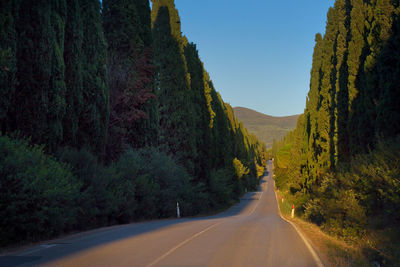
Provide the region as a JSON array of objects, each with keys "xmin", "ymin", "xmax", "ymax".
[
  {"xmin": 177, "ymin": 202, "xmax": 181, "ymax": 218},
  {"xmin": 291, "ymin": 204, "xmax": 295, "ymax": 218}
]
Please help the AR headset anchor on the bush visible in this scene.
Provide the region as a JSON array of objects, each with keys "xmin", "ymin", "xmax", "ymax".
[
  {"xmin": 55, "ymin": 147, "xmax": 112, "ymax": 228},
  {"xmin": 1, "ymin": 137, "xmax": 251, "ymax": 247},
  {"xmin": 349, "ymin": 138, "xmax": 400, "ymax": 227},
  {"xmin": 304, "ymin": 199, "xmax": 325, "ymax": 226},
  {"xmin": 111, "ymin": 148, "xmax": 201, "ymax": 220},
  {"xmin": 209, "ymin": 168, "xmax": 233, "ymax": 208},
  {"xmin": 232, "ymin": 158, "xmax": 249, "ymax": 179},
  {"xmin": 0, "ymin": 135, "xmax": 81, "ymax": 246},
  {"xmin": 303, "ymin": 173, "xmax": 366, "ymax": 238}
]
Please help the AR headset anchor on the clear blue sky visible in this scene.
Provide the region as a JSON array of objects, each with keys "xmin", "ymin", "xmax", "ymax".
[{"xmin": 173, "ymin": 0, "xmax": 334, "ymax": 116}]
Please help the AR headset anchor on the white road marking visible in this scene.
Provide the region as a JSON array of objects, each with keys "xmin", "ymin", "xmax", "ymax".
[
  {"xmin": 248, "ymin": 184, "xmax": 266, "ymax": 215},
  {"xmin": 272, "ymin": 165, "xmax": 325, "ymax": 267},
  {"xmin": 283, "ymin": 217, "xmax": 325, "ymax": 267},
  {"xmin": 17, "ymin": 244, "xmax": 57, "ymax": 256},
  {"xmin": 146, "ymin": 221, "xmax": 224, "ymax": 267},
  {"xmin": 40, "ymin": 244, "xmax": 57, "ymax": 249},
  {"xmin": 17, "ymin": 247, "xmax": 45, "ymax": 256}
]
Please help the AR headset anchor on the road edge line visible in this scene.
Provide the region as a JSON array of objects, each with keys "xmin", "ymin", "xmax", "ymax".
[
  {"xmin": 273, "ymin": 186, "xmax": 325, "ymax": 267},
  {"xmin": 146, "ymin": 221, "xmax": 223, "ymax": 267}
]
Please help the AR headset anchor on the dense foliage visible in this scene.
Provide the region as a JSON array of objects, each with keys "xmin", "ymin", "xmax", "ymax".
[
  {"xmin": 0, "ymin": 135, "xmax": 210, "ymax": 246},
  {"xmin": 150, "ymin": 0, "xmax": 267, "ymax": 200},
  {"xmin": 0, "ymin": 0, "xmax": 267, "ymax": 246},
  {"xmin": 0, "ymin": 135, "xmax": 81, "ymax": 246},
  {"xmin": 273, "ymin": 0, "xmax": 400, "ymax": 264},
  {"xmin": 103, "ymin": 0, "xmax": 158, "ymax": 159}
]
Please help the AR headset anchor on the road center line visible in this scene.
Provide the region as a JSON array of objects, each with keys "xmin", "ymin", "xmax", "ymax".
[
  {"xmin": 248, "ymin": 179, "xmax": 266, "ymax": 216},
  {"xmin": 17, "ymin": 244, "xmax": 57, "ymax": 256},
  {"xmin": 248, "ymin": 192, "xmax": 263, "ymax": 215},
  {"xmin": 146, "ymin": 221, "xmax": 224, "ymax": 267}
]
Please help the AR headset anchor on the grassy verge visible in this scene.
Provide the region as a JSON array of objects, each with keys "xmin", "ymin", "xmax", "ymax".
[
  {"xmin": 274, "ymin": 169, "xmax": 371, "ymax": 266},
  {"xmin": 275, "ymin": 190, "xmax": 370, "ymax": 266}
]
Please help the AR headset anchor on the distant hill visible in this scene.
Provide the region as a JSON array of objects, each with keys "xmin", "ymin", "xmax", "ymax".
[{"xmin": 233, "ymin": 107, "xmax": 300, "ymax": 148}]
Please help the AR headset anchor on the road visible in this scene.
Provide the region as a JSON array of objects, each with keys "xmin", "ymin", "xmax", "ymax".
[{"xmin": 1, "ymin": 161, "xmax": 322, "ymax": 267}]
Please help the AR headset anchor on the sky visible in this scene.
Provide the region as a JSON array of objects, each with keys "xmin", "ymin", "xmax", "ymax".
[{"xmin": 173, "ymin": 0, "xmax": 334, "ymax": 116}]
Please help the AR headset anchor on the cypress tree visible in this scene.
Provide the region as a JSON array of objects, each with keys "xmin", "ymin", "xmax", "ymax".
[
  {"xmin": 63, "ymin": 0, "xmax": 84, "ymax": 148},
  {"xmin": 335, "ymin": 0, "xmax": 351, "ymax": 162},
  {"xmin": 103, "ymin": 0, "xmax": 157, "ymax": 159},
  {"xmin": 151, "ymin": 0, "xmax": 197, "ymax": 174},
  {"xmin": 318, "ymin": 7, "xmax": 339, "ymax": 173},
  {"xmin": 291, "ymin": 0, "xmax": 400, "ymax": 194},
  {"xmin": 356, "ymin": 0, "xmax": 394, "ymax": 150},
  {"xmin": 78, "ymin": 0, "xmax": 109, "ymax": 156},
  {"xmin": 133, "ymin": 0, "xmax": 159, "ymax": 149},
  {"xmin": 0, "ymin": 0, "xmax": 18, "ymax": 133},
  {"xmin": 184, "ymin": 43, "xmax": 213, "ymax": 184},
  {"xmin": 376, "ymin": 14, "xmax": 400, "ymax": 137},
  {"xmin": 15, "ymin": 0, "xmax": 67, "ymax": 151},
  {"xmin": 209, "ymin": 89, "xmax": 233, "ymax": 170},
  {"xmin": 303, "ymin": 33, "xmax": 324, "ymax": 187},
  {"xmin": 347, "ymin": 0, "xmax": 367, "ymax": 153}
]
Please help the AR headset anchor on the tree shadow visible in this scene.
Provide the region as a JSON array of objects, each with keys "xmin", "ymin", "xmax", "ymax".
[
  {"xmin": 0, "ymin": 176, "xmax": 269, "ymax": 267},
  {"xmin": 0, "ymin": 256, "xmax": 41, "ymax": 267}
]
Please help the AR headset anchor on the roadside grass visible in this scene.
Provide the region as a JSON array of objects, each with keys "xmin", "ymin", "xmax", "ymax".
[{"xmin": 274, "ymin": 170, "xmax": 371, "ymax": 266}]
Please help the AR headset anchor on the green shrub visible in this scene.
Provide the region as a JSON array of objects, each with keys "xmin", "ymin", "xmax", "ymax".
[
  {"xmin": 349, "ymin": 138, "xmax": 400, "ymax": 227},
  {"xmin": 232, "ymin": 157, "xmax": 249, "ymax": 179},
  {"xmin": 304, "ymin": 199, "xmax": 325, "ymax": 226},
  {"xmin": 55, "ymin": 147, "xmax": 112, "ymax": 228},
  {"xmin": 0, "ymin": 135, "xmax": 81, "ymax": 246},
  {"xmin": 274, "ymin": 168, "xmax": 290, "ymax": 190},
  {"xmin": 303, "ymin": 173, "xmax": 366, "ymax": 238},
  {"xmin": 111, "ymin": 148, "xmax": 200, "ymax": 220},
  {"xmin": 209, "ymin": 168, "xmax": 233, "ymax": 207}
]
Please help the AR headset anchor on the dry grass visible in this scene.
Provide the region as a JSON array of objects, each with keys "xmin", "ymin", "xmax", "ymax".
[{"xmin": 276, "ymin": 191, "xmax": 371, "ymax": 267}]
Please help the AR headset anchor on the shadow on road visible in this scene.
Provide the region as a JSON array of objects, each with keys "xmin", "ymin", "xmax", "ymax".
[{"xmin": 0, "ymin": 175, "xmax": 270, "ymax": 267}]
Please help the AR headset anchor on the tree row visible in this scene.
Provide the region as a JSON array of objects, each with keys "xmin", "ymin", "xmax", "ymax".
[
  {"xmin": 0, "ymin": 0, "xmax": 267, "ymax": 246},
  {"xmin": 272, "ymin": 0, "xmax": 400, "ymax": 262}
]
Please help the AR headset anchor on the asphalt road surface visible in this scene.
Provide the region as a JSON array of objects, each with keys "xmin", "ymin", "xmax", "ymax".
[{"xmin": 1, "ymin": 161, "xmax": 323, "ymax": 267}]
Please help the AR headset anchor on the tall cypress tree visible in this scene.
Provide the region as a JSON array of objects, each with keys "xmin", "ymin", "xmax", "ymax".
[
  {"xmin": 293, "ymin": 0, "xmax": 400, "ymax": 194},
  {"xmin": 347, "ymin": 0, "xmax": 367, "ymax": 153},
  {"xmin": 103, "ymin": 0, "xmax": 157, "ymax": 159},
  {"xmin": 151, "ymin": 0, "xmax": 197, "ymax": 174},
  {"xmin": 319, "ymin": 7, "xmax": 339, "ymax": 172},
  {"xmin": 63, "ymin": 0, "xmax": 84, "ymax": 148},
  {"xmin": 356, "ymin": 0, "xmax": 394, "ymax": 150},
  {"xmin": 335, "ymin": 0, "xmax": 351, "ymax": 162},
  {"xmin": 209, "ymin": 89, "xmax": 233, "ymax": 170},
  {"xmin": 303, "ymin": 33, "xmax": 324, "ymax": 187},
  {"xmin": 0, "ymin": 0, "xmax": 18, "ymax": 133},
  {"xmin": 132, "ymin": 0, "xmax": 159, "ymax": 150},
  {"xmin": 376, "ymin": 14, "xmax": 400, "ymax": 137},
  {"xmin": 15, "ymin": 0, "xmax": 67, "ymax": 151},
  {"xmin": 78, "ymin": 0, "xmax": 109, "ymax": 156},
  {"xmin": 184, "ymin": 43, "xmax": 213, "ymax": 184}
]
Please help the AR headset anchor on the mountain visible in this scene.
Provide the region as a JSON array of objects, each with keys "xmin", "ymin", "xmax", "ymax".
[{"xmin": 233, "ymin": 107, "xmax": 300, "ymax": 148}]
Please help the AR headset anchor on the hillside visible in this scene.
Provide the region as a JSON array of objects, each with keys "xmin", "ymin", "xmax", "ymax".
[{"xmin": 233, "ymin": 107, "xmax": 300, "ymax": 148}]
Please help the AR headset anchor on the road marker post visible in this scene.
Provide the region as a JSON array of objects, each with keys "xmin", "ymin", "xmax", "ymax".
[
  {"xmin": 177, "ymin": 202, "xmax": 181, "ymax": 218},
  {"xmin": 274, "ymin": 184, "xmax": 324, "ymax": 267},
  {"xmin": 291, "ymin": 204, "xmax": 295, "ymax": 218}
]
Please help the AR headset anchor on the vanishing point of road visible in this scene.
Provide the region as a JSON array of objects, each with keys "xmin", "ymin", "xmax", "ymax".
[{"xmin": 1, "ymin": 161, "xmax": 323, "ymax": 267}]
